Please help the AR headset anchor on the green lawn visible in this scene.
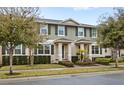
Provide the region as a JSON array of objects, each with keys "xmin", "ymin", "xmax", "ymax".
[
  {"xmin": 1, "ymin": 66, "xmax": 124, "ymax": 79},
  {"xmin": 0, "ymin": 64, "xmax": 65, "ymax": 71}
]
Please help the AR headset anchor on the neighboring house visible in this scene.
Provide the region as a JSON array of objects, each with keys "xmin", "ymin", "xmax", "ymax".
[{"xmin": 1, "ymin": 18, "xmax": 124, "ymax": 65}]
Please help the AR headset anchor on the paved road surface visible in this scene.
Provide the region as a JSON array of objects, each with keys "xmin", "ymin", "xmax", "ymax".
[{"xmin": 1, "ymin": 71, "xmax": 124, "ymax": 85}]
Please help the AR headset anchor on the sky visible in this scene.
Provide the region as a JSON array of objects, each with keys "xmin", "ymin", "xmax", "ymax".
[{"xmin": 40, "ymin": 7, "xmax": 114, "ymax": 25}]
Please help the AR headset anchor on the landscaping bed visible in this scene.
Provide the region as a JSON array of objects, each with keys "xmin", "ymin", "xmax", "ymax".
[{"xmin": 75, "ymin": 62, "xmax": 94, "ymax": 66}]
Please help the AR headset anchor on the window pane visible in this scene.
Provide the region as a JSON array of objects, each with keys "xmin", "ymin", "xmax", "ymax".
[
  {"xmin": 15, "ymin": 45, "xmax": 21, "ymax": 54},
  {"xmin": 92, "ymin": 46, "xmax": 94, "ymax": 54},
  {"xmin": 51, "ymin": 45, "xmax": 54, "ymax": 54},
  {"xmin": 95, "ymin": 46, "xmax": 99, "ymax": 54},
  {"xmin": 45, "ymin": 45, "xmax": 50, "ymax": 54},
  {"xmin": 41, "ymin": 29, "xmax": 47, "ymax": 34},
  {"xmin": 6, "ymin": 49, "xmax": 9, "ymax": 54},
  {"xmin": 58, "ymin": 26, "xmax": 65, "ymax": 35},
  {"xmin": 15, "ymin": 45, "xmax": 21, "ymax": 49},
  {"xmin": 100, "ymin": 48, "xmax": 102, "ymax": 54},
  {"xmin": 59, "ymin": 30, "xmax": 64, "ymax": 35},
  {"xmin": 38, "ymin": 44, "xmax": 43, "ymax": 54},
  {"xmin": 78, "ymin": 27, "xmax": 84, "ymax": 36},
  {"xmin": 38, "ymin": 50, "xmax": 43, "ymax": 54},
  {"xmin": 45, "ymin": 50, "xmax": 49, "ymax": 54},
  {"xmin": 15, "ymin": 49, "xmax": 21, "ymax": 54},
  {"xmin": 40, "ymin": 25, "xmax": 48, "ymax": 35},
  {"xmin": 92, "ymin": 29, "xmax": 97, "ymax": 37},
  {"xmin": 92, "ymin": 45, "xmax": 99, "ymax": 54}
]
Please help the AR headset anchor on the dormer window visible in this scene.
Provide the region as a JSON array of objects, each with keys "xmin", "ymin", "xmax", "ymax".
[
  {"xmin": 40, "ymin": 25, "xmax": 48, "ymax": 35},
  {"xmin": 78, "ymin": 27, "xmax": 84, "ymax": 37},
  {"xmin": 58, "ymin": 26, "xmax": 65, "ymax": 36}
]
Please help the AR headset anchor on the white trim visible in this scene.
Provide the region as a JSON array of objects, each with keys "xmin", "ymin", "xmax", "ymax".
[{"xmin": 58, "ymin": 25, "xmax": 65, "ymax": 36}]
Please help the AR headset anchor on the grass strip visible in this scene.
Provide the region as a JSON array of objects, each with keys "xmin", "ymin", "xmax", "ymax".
[
  {"xmin": 0, "ymin": 67, "xmax": 124, "ymax": 79},
  {"xmin": 0, "ymin": 64, "xmax": 65, "ymax": 71}
]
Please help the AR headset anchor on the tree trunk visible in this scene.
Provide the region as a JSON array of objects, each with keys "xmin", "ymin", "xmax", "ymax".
[
  {"xmin": 9, "ymin": 48, "xmax": 13, "ymax": 74},
  {"xmin": 115, "ymin": 49, "xmax": 119, "ymax": 68},
  {"xmin": 29, "ymin": 48, "xmax": 34, "ymax": 66},
  {"xmin": 30, "ymin": 54, "xmax": 34, "ymax": 66}
]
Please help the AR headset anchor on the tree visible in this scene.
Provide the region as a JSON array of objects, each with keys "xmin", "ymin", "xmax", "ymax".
[
  {"xmin": 0, "ymin": 7, "xmax": 39, "ymax": 74},
  {"xmin": 25, "ymin": 26, "xmax": 43, "ymax": 66},
  {"xmin": 97, "ymin": 8, "xmax": 124, "ymax": 68}
]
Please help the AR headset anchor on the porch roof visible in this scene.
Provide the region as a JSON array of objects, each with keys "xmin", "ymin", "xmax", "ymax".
[
  {"xmin": 75, "ymin": 39, "xmax": 92, "ymax": 44},
  {"xmin": 54, "ymin": 38, "xmax": 72, "ymax": 43}
]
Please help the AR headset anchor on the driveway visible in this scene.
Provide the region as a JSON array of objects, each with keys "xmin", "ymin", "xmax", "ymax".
[{"xmin": 1, "ymin": 71, "xmax": 124, "ymax": 85}]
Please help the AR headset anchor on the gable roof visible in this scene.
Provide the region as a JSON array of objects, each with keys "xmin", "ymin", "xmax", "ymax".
[
  {"xmin": 36, "ymin": 18, "xmax": 95, "ymax": 28},
  {"xmin": 54, "ymin": 38, "xmax": 72, "ymax": 43},
  {"xmin": 61, "ymin": 18, "xmax": 80, "ymax": 25},
  {"xmin": 75, "ymin": 39, "xmax": 92, "ymax": 44}
]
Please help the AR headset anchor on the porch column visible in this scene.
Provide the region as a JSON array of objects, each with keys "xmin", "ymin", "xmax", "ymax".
[
  {"xmin": 80, "ymin": 44, "xmax": 84, "ymax": 50},
  {"xmin": 0, "ymin": 46, "xmax": 2, "ymax": 66},
  {"xmin": 54, "ymin": 44, "xmax": 58, "ymax": 63},
  {"xmin": 58, "ymin": 43, "xmax": 62, "ymax": 61},
  {"xmin": 25, "ymin": 47, "xmax": 29, "ymax": 55},
  {"xmin": 89, "ymin": 44, "xmax": 92, "ymax": 61},
  {"xmin": 68, "ymin": 43, "xmax": 71, "ymax": 61},
  {"xmin": 80, "ymin": 44, "xmax": 85, "ymax": 54}
]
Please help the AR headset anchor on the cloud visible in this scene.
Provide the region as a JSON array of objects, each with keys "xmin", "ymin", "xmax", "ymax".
[{"xmin": 73, "ymin": 7, "xmax": 97, "ymax": 11}]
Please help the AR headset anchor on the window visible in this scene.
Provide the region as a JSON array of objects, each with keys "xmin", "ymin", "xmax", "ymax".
[
  {"xmin": 44, "ymin": 45, "xmax": 50, "ymax": 54},
  {"xmin": 100, "ymin": 47, "xmax": 102, "ymax": 54},
  {"xmin": 40, "ymin": 25, "xmax": 48, "ymax": 35},
  {"xmin": 78, "ymin": 27, "xmax": 84, "ymax": 37},
  {"xmin": 3, "ymin": 44, "xmax": 24, "ymax": 55},
  {"xmin": 92, "ymin": 45, "xmax": 99, "ymax": 54},
  {"xmin": 58, "ymin": 26, "xmax": 65, "ymax": 36},
  {"xmin": 92, "ymin": 29, "xmax": 97, "ymax": 38},
  {"xmin": 51, "ymin": 45, "xmax": 54, "ymax": 54},
  {"xmin": 38, "ymin": 44, "xmax": 44, "ymax": 54},
  {"xmin": 37, "ymin": 44, "xmax": 51, "ymax": 55},
  {"xmin": 15, "ymin": 45, "xmax": 22, "ymax": 54}
]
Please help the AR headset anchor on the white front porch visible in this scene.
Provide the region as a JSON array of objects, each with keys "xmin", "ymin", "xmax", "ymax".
[{"xmin": 54, "ymin": 43, "xmax": 72, "ymax": 62}]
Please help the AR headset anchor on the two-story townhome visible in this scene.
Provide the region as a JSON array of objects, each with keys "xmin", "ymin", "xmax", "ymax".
[{"xmin": 1, "ymin": 18, "xmax": 123, "ymax": 65}]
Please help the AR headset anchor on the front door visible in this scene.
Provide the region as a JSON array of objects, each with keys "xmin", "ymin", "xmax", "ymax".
[{"xmin": 62, "ymin": 45, "xmax": 64, "ymax": 59}]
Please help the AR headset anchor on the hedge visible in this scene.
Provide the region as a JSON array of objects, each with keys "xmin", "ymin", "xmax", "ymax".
[
  {"xmin": 95, "ymin": 57, "xmax": 112, "ymax": 65},
  {"xmin": 2, "ymin": 56, "xmax": 51, "ymax": 66},
  {"xmin": 34, "ymin": 56, "xmax": 51, "ymax": 64},
  {"xmin": 58, "ymin": 61, "xmax": 74, "ymax": 67}
]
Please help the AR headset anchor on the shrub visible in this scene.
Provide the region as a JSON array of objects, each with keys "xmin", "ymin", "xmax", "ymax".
[
  {"xmin": 3, "ymin": 56, "xmax": 28, "ymax": 65},
  {"xmin": 117, "ymin": 57, "xmax": 124, "ymax": 63},
  {"xmin": 2, "ymin": 55, "xmax": 51, "ymax": 66},
  {"xmin": 59, "ymin": 61, "xmax": 74, "ymax": 67},
  {"xmin": 95, "ymin": 58, "xmax": 112, "ymax": 65},
  {"xmin": 34, "ymin": 56, "xmax": 51, "ymax": 64},
  {"xmin": 75, "ymin": 62, "xmax": 93, "ymax": 66}
]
